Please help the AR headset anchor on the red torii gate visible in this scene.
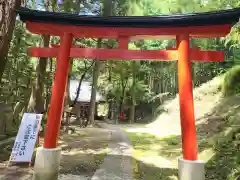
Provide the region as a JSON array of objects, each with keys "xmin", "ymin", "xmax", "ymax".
[{"xmin": 17, "ymin": 7, "xmax": 240, "ymax": 180}]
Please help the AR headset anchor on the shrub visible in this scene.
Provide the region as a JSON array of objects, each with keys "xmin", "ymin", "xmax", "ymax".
[{"xmin": 222, "ymin": 66, "xmax": 240, "ymax": 97}]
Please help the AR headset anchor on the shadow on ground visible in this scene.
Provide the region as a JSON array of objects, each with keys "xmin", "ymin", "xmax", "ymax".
[
  {"xmin": 0, "ymin": 127, "xmax": 110, "ymax": 180},
  {"xmin": 196, "ymin": 95, "xmax": 240, "ymax": 180},
  {"xmin": 126, "ymin": 95, "xmax": 240, "ymax": 180},
  {"xmin": 133, "ymin": 159, "xmax": 178, "ymax": 180},
  {"xmin": 127, "ymin": 132, "xmax": 182, "ymax": 160},
  {"xmin": 0, "ymin": 153, "xmax": 178, "ymax": 180},
  {"xmin": 61, "ymin": 153, "xmax": 178, "ymax": 180}
]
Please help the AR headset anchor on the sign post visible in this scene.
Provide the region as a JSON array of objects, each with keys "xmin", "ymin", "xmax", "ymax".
[{"xmin": 8, "ymin": 113, "xmax": 43, "ymax": 164}]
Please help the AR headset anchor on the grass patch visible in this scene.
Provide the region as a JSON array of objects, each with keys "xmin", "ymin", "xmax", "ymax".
[
  {"xmin": 126, "ymin": 131, "xmax": 180, "ymax": 179},
  {"xmin": 126, "ymin": 73, "xmax": 240, "ymax": 179},
  {"xmin": 127, "ymin": 132, "xmax": 182, "ymax": 160},
  {"xmin": 133, "ymin": 159, "xmax": 178, "ymax": 180},
  {"xmin": 127, "ymin": 129, "xmax": 240, "ymax": 180},
  {"xmin": 93, "ymin": 150, "xmax": 108, "ymax": 167},
  {"xmin": 196, "ymin": 105, "xmax": 240, "ymax": 180},
  {"xmin": 222, "ymin": 66, "xmax": 240, "ymax": 97},
  {"xmin": 204, "ymin": 132, "xmax": 240, "ymax": 180}
]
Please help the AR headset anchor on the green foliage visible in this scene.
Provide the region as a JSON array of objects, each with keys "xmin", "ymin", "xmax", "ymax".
[
  {"xmin": 2, "ymin": 0, "xmax": 240, "ymax": 125},
  {"xmin": 206, "ymin": 140, "xmax": 240, "ymax": 180},
  {"xmin": 226, "ymin": 24, "xmax": 240, "ymax": 49},
  {"xmin": 222, "ymin": 66, "xmax": 240, "ymax": 96},
  {"xmin": 1, "ymin": 0, "xmax": 240, "ymax": 178},
  {"xmin": 0, "ymin": 20, "xmax": 36, "ymax": 106}
]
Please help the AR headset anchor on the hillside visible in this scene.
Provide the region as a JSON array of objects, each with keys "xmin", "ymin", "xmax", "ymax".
[
  {"xmin": 147, "ymin": 75, "xmax": 223, "ymax": 136},
  {"xmin": 126, "ymin": 75, "xmax": 240, "ymax": 180}
]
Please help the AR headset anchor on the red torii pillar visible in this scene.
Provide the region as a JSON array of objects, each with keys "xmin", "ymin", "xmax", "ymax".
[
  {"xmin": 23, "ymin": 18, "xmax": 236, "ymax": 180},
  {"xmin": 177, "ymin": 35, "xmax": 205, "ymax": 180},
  {"xmin": 34, "ymin": 38, "xmax": 217, "ymax": 161},
  {"xmin": 16, "ymin": 7, "xmax": 240, "ymax": 180},
  {"xmin": 33, "ymin": 33, "xmax": 73, "ymax": 180},
  {"xmin": 31, "ymin": 37, "xmax": 220, "ymax": 180},
  {"xmin": 44, "ymin": 33, "xmax": 73, "ymax": 148},
  {"xmin": 31, "ymin": 36, "xmax": 221, "ymax": 180},
  {"xmin": 177, "ymin": 34, "xmax": 198, "ymax": 160}
]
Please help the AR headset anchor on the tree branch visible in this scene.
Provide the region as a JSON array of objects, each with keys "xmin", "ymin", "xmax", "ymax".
[{"xmin": 72, "ymin": 60, "xmax": 94, "ymax": 106}]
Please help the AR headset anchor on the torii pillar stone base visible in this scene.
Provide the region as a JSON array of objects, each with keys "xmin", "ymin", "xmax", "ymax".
[
  {"xmin": 178, "ymin": 158, "xmax": 205, "ymax": 180},
  {"xmin": 33, "ymin": 147, "xmax": 61, "ymax": 180}
]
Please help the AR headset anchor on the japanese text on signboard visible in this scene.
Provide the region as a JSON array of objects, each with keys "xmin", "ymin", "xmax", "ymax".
[{"xmin": 10, "ymin": 113, "xmax": 42, "ymax": 162}]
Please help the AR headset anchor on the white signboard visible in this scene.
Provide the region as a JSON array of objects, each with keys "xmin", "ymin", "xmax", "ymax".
[{"xmin": 10, "ymin": 113, "xmax": 43, "ymax": 162}]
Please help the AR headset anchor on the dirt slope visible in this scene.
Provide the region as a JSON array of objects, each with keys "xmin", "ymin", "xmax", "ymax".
[
  {"xmin": 146, "ymin": 75, "xmax": 224, "ymax": 137},
  {"xmin": 145, "ymin": 75, "xmax": 240, "ymax": 179},
  {"xmin": 127, "ymin": 75, "xmax": 240, "ymax": 179}
]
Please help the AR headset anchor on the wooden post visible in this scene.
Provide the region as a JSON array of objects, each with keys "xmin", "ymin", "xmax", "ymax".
[
  {"xmin": 44, "ymin": 33, "xmax": 73, "ymax": 148},
  {"xmin": 177, "ymin": 34, "xmax": 198, "ymax": 160}
]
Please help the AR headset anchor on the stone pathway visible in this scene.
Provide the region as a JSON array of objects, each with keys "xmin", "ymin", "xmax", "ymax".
[
  {"xmin": 58, "ymin": 174, "xmax": 89, "ymax": 180},
  {"xmin": 0, "ymin": 124, "xmax": 133, "ymax": 180},
  {"xmin": 92, "ymin": 122, "xmax": 133, "ymax": 180},
  {"xmin": 58, "ymin": 127, "xmax": 111, "ymax": 180}
]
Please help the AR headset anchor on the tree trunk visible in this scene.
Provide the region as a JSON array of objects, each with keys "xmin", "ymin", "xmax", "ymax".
[
  {"xmin": 73, "ymin": 61, "xmax": 94, "ymax": 105},
  {"xmin": 45, "ymin": 58, "xmax": 53, "ymax": 110},
  {"xmin": 0, "ymin": 0, "xmax": 21, "ymax": 82},
  {"xmin": 88, "ymin": 0, "xmax": 113, "ymax": 125},
  {"xmin": 88, "ymin": 47, "xmax": 101, "ymax": 125},
  {"xmin": 65, "ymin": 59, "xmax": 73, "ymax": 104},
  {"xmin": 129, "ymin": 62, "xmax": 136, "ymax": 124},
  {"xmin": 27, "ymin": 35, "xmax": 50, "ymax": 113},
  {"xmin": 12, "ymin": 101, "xmax": 23, "ymax": 126},
  {"xmin": 118, "ymin": 78, "xmax": 127, "ymax": 123},
  {"xmin": 174, "ymin": 62, "xmax": 178, "ymax": 94},
  {"xmin": 62, "ymin": 59, "xmax": 73, "ymax": 125},
  {"xmin": 62, "ymin": 61, "xmax": 72, "ymax": 131}
]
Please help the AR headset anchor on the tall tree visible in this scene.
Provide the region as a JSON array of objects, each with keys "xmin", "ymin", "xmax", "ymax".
[
  {"xmin": 88, "ymin": 0, "xmax": 113, "ymax": 125},
  {"xmin": 0, "ymin": 0, "xmax": 21, "ymax": 82},
  {"xmin": 129, "ymin": 61, "xmax": 137, "ymax": 123},
  {"xmin": 27, "ymin": 0, "xmax": 53, "ymax": 113},
  {"xmin": 27, "ymin": 35, "xmax": 50, "ymax": 113}
]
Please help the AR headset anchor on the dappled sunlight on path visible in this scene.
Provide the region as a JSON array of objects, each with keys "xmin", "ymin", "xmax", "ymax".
[
  {"xmin": 124, "ymin": 76, "xmax": 240, "ymax": 179},
  {"xmin": 92, "ymin": 123, "xmax": 133, "ymax": 180},
  {"xmin": 0, "ymin": 126, "xmax": 111, "ymax": 180},
  {"xmin": 58, "ymin": 127, "xmax": 110, "ymax": 179}
]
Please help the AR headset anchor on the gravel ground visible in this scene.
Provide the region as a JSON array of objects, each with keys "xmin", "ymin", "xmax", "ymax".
[{"xmin": 0, "ymin": 126, "xmax": 111, "ymax": 180}]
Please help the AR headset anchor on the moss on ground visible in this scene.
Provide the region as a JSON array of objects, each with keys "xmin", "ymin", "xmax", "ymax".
[
  {"xmin": 126, "ymin": 72, "xmax": 240, "ymax": 180},
  {"xmin": 127, "ymin": 116, "xmax": 240, "ymax": 180},
  {"xmin": 222, "ymin": 66, "xmax": 240, "ymax": 97},
  {"xmin": 127, "ymin": 132, "xmax": 179, "ymax": 180},
  {"xmin": 127, "ymin": 132, "xmax": 182, "ymax": 161},
  {"xmin": 93, "ymin": 150, "xmax": 108, "ymax": 167}
]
